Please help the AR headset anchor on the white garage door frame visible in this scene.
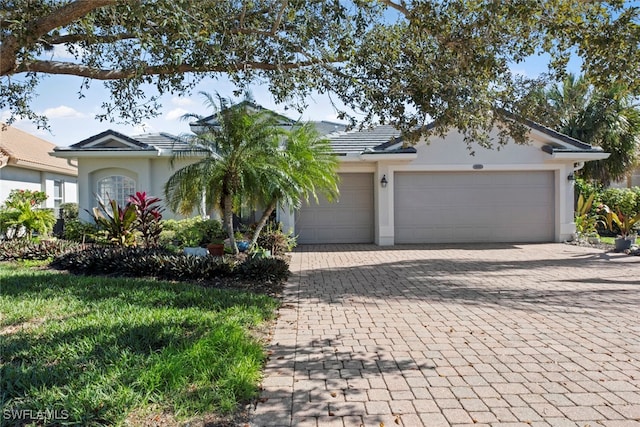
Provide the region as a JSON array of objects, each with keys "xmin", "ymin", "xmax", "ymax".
[
  {"xmin": 295, "ymin": 172, "xmax": 375, "ymax": 244},
  {"xmin": 393, "ymin": 170, "xmax": 556, "ymax": 244}
]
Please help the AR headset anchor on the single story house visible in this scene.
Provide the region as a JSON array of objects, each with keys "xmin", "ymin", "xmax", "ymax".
[
  {"xmin": 0, "ymin": 125, "xmax": 78, "ymax": 209},
  {"xmin": 52, "ymin": 110, "xmax": 609, "ymax": 245}
]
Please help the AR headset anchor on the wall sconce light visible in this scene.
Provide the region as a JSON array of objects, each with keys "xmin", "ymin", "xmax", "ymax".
[
  {"xmin": 380, "ymin": 174, "xmax": 388, "ymax": 188},
  {"xmin": 567, "ymin": 173, "xmax": 575, "ymax": 181}
]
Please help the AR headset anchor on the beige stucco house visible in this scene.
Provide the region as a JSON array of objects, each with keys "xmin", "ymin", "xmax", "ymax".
[
  {"xmin": 52, "ymin": 110, "xmax": 609, "ymax": 245},
  {"xmin": 0, "ymin": 125, "xmax": 77, "ymax": 208}
]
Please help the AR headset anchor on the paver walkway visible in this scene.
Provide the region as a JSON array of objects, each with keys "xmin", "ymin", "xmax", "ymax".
[{"xmin": 250, "ymin": 244, "xmax": 640, "ymax": 427}]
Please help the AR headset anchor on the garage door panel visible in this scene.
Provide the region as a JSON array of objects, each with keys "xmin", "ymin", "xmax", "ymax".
[
  {"xmin": 296, "ymin": 173, "xmax": 374, "ymax": 244},
  {"xmin": 395, "ymin": 172, "xmax": 554, "ymax": 244}
]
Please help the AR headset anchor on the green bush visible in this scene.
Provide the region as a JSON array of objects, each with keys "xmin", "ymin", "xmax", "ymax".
[
  {"xmin": 0, "ymin": 189, "xmax": 56, "ymax": 240},
  {"xmin": 63, "ymin": 218, "xmax": 100, "ymax": 242},
  {"xmin": 0, "ymin": 239, "xmax": 84, "ymax": 261},
  {"xmin": 59, "ymin": 202, "xmax": 79, "ymax": 221},
  {"xmin": 159, "ymin": 217, "xmax": 224, "ymax": 248},
  {"xmin": 600, "ymin": 188, "xmax": 638, "ymax": 216}
]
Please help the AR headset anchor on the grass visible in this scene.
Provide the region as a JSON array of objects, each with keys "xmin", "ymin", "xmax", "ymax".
[
  {"xmin": 0, "ymin": 262, "xmax": 279, "ymax": 426},
  {"xmin": 599, "ymin": 236, "xmax": 616, "ymax": 245}
]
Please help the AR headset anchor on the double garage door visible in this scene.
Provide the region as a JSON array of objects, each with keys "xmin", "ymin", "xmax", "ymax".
[
  {"xmin": 295, "ymin": 171, "xmax": 555, "ymax": 244},
  {"xmin": 395, "ymin": 171, "xmax": 555, "ymax": 244}
]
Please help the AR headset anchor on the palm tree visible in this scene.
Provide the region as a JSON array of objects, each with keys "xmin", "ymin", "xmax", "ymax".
[
  {"xmin": 164, "ymin": 92, "xmax": 284, "ymax": 253},
  {"xmin": 247, "ymin": 123, "xmax": 340, "ymax": 248},
  {"xmin": 164, "ymin": 93, "xmax": 340, "ymax": 254},
  {"xmin": 532, "ymin": 74, "xmax": 640, "ymax": 185}
]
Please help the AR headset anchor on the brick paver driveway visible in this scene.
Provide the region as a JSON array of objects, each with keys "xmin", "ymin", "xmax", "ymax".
[{"xmin": 250, "ymin": 244, "xmax": 640, "ymax": 427}]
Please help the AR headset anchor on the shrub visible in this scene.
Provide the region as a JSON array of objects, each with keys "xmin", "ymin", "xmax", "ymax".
[
  {"xmin": 159, "ymin": 217, "xmax": 224, "ymax": 248},
  {"xmin": 50, "ymin": 247, "xmax": 289, "ymax": 283},
  {"xmin": 0, "ymin": 239, "xmax": 83, "ymax": 261},
  {"xmin": 63, "ymin": 218, "xmax": 100, "ymax": 242},
  {"xmin": 255, "ymin": 222, "xmax": 297, "ymax": 255},
  {"xmin": 237, "ymin": 256, "xmax": 290, "ymax": 282},
  {"xmin": 600, "ymin": 188, "xmax": 638, "ymax": 216},
  {"xmin": 51, "ymin": 247, "xmax": 236, "ymax": 280},
  {"xmin": 0, "ymin": 189, "xmax": 56, "ymax": 240},
  {"xmin": 59, "ymin": 202, "xmax": 79, "ymax": 221}
]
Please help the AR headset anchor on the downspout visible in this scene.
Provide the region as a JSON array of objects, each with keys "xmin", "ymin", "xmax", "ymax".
[{"xmin": 573, "ymin": 161, "xmax": 585, "ymax": 172}]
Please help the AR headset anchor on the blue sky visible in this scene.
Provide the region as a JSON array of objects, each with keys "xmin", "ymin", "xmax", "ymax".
[{"xmin": 5, "ymin": 51, "xmax": 577, "ymax": 147}]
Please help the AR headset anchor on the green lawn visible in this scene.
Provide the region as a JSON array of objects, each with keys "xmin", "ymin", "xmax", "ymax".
[{"xmin": 0, "ymin": 262, "xmax": 279, "ymax": 425}]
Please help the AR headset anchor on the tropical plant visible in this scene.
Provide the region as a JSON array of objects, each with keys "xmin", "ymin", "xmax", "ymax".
[
  {"xmin": 602, "ymin": 206, "xmax": 640, "ymax": 238},
  {"xmin": 164, "ymin": 93, "xmax": 285, "ymax": 254},
  {"xmin": 254, "ymin": 222, "xmax": 297, "ymax": 256},
  {"xmin": 128, "ymin": 191, "xmax": 164, "ymax": 248},
  {"xmin": 247, "ymin": 123, "xmax": 339, "ymax": 249},
  {"xmin": 0, "ymin": 189, "xmax": 55, "ymax": 240},
  {"xmin": 91, "ymin": 196, "xmax": 138, "ymax": 246},
  {"xmin": 574, "ymin": 193, "xmax": 598, "ymax": 235},
  {"xmin": 531, "ymin": 74, "xmax": 640, "ymax": 185}
]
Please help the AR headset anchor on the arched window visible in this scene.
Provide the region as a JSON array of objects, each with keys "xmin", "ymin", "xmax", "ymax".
[{"xmin": 97, "ymin": 175, "xmax": 136, "ymax": 208}]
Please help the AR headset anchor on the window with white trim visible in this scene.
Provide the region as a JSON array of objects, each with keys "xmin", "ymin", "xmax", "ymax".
[
  {"xmin": 97, "ymin": 175, "xmax": 136, "ymax": 208},
  {"xmin": 53, "ymin": 180, "xmax": 64, "ymax": 207}
]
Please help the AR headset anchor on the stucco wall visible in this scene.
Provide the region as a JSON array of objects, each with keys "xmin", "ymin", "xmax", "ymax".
[
  {"xmin": 0, "ymin": 166, "xmax": 77, "ymax": 208},
  {"xmin": 77, "ymin": 156, "xmax": 201, "ymax": 221}
]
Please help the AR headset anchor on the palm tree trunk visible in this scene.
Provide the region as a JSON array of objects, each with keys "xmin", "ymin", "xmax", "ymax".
[
  {"xmin": 223, "ymin": 194, "xmax": 238, "ymax": 254},
  {"xmin": 249, "ymin": 199, "xmax": 278, "ymax": 249}
]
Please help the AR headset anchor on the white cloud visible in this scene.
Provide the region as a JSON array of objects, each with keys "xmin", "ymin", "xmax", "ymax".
[
  {"xmin": 171, "ymin": 97, "xmax": 194, "ymax": 107},
  {"xmin": 51, "ymin": 44, "xmax": 79, "ymax": 60},
  {"xmin": 165, "ymin": 108, "xmax": 188, "ymax": 121},
  {"xmin": 43, "ymin": 105, "xmax": 87, "ymax": 119}
]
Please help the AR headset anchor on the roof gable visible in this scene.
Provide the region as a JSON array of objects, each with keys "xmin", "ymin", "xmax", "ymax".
[{"xmin": 70, "ymin": 130, "xmax": 151, "ymax": 150}]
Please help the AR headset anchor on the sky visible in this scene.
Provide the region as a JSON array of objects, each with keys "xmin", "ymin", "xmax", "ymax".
[{"xmin": 4, "ymin": 52, "xmax": 576, "ymax": 147}]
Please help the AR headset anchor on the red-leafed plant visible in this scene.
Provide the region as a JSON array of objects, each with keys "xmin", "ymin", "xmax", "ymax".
[{"xmin": 128, "ymin": 191, "xmax": 164, "ymax": 248}]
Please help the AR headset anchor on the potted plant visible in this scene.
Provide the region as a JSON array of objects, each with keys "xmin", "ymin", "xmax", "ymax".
[
  {"xmin": 206, "ymin": 239, "xmax": 225, "ymax": 256},
  {"xmin": 603, "ymin": 205, "xmax": 640, "ymax": 251}
]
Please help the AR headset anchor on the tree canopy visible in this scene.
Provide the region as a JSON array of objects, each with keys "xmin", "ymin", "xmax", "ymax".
[
  {"xmin": 528, "ymin": 74, "xmax": 640, "ymax": 185},
  {"xmin": 2, "ymin": 1, "xmax": 639, "ymax": 145}
]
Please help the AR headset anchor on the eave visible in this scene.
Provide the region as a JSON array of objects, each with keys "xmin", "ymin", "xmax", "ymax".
[
  {"xmin": 359, "ymin": 152, "xmax": 418, "ymax": 161},
  {"xmin": 541, "ymin": 145, "xmax": 610, "ymax": 162}
]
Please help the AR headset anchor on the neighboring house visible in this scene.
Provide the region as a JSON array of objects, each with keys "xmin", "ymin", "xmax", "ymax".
[
  {"xmin": 611, "ymin": 167, "xmax": 640, "ymax": 188},
  {"xmin": 0, "ymin": 125, "xmax": 78, "ymax": 209},
  {"xmin": 52, "ymin": 109, "xmax": 608, "ymax": 245}
]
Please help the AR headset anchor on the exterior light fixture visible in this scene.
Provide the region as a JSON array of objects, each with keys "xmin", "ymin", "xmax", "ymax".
[
  {"xmin": 567, "ymin": 173, "xmax": 575, "ymax": 181},
  {"xmin": 380, "ymin": 174, "xmax": 388, "ymax": 188}
]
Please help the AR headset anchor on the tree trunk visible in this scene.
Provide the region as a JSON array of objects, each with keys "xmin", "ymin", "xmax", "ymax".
[
  {"xmin": 249, "ymin": 199, "xmax": 278, "ymax": 250},
  {"xmin": 223, "ymin": 194, "xmax": 238, "ymax": 254}
]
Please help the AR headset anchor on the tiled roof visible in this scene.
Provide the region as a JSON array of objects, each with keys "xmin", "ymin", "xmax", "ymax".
[
  {"xmin": 0, "ymin": 125, "xmax": 77, "ymax": 175},
  {"xmin": 131, "ymin": 133, "xmax": 189, "ymax": 150},
  {"xmin": 327, "ymin": 125, "xmax": 401, "ymax": 154},
  {"xmin": 313, "ymin": 121, "xmax": 348, "ymax": 136}
]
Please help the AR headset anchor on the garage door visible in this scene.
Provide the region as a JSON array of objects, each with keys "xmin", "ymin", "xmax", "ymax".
[
  {"xmin": 296, "ymin": 173, "xmax": 374, "ymax": 244},
  {"xmin": 395, "ymin": 171, "xmax": 554, "ymax": 244}
]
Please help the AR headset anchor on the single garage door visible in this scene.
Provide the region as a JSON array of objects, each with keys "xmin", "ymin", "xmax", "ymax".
[
  {"xmin": 296, "ymin": 173, "xmax": 374, "ymax": 244},
  {"xmin": 395, "ymin": 171, "xmax": 555, "ymax": 244}
]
